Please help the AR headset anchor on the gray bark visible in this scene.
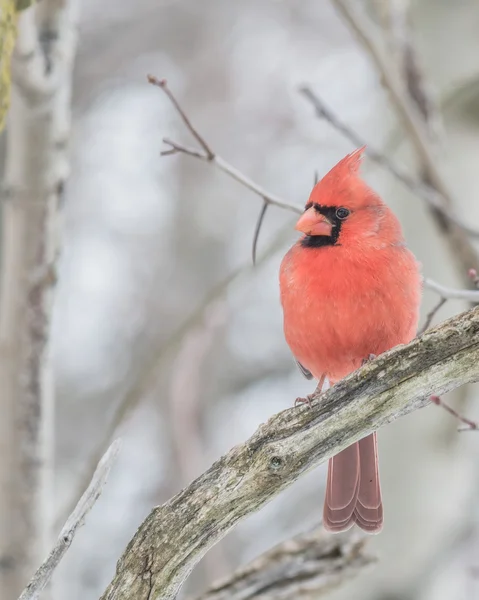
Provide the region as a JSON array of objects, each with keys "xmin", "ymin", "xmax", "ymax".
[{"xmin": 100, "ymin": 306, "xmax": 479, "ymax": 600}]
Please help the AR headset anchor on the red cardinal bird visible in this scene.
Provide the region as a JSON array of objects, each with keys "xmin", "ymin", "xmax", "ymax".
[{"xmin": 279, "ymin": 147, "xmax": 421, "ymax": 533}]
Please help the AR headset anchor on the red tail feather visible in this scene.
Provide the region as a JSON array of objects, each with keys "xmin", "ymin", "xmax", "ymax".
[{"xmin": 323, "ymin": 433, "xmax": 383, "ymax": 534}]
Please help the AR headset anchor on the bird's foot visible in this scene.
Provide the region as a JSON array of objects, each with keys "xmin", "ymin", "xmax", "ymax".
[
  {"xmin": 361, "ymin": 353, "xmax": 377, "ymax": 366},
  {"xmin": 294, "ymin": 393, "xmax": 315, "ymax": 408},
  {"xmin": 294, "ymin": 374, "xmax": 326, "ymax": 408}
]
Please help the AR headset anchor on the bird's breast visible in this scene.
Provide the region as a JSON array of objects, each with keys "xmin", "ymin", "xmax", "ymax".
[{"xmin": 279, "ymin": 243, "xmax": 421, "ymax": 380}]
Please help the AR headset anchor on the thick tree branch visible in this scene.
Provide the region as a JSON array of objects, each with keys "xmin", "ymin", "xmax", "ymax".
[
  {"xmin": 192, "ymin": 528, "xmax": 374, "ymax": 600},
  {"xmin": 18, "ymin": 440, "xmax": 121, "ymax": 600},
  {"xmin": 100, "ymin": 307, "xmax": 479, "ymax": 600}
]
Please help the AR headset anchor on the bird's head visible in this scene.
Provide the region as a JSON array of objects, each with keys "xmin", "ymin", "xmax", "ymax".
[{"xmin": 295, "ymin": 147, "xmax": 399, "ymax": 248}]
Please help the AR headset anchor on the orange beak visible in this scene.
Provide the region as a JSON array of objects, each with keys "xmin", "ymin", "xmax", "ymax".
[{"xmin": 295, "ymin": 206, "xmax": 333, "ymax": 237}]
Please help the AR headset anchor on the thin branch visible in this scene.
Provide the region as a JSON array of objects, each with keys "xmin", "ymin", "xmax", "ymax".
[
  {"xmin": 148, "ymin": 74, "xmax": 301, "ymax": 266},
  {"xmin": 18, "ymin": 439, "xmax": 121, "ymax": 600},
  {"xmin": 418, "ymin": 296, "xmax": 447, "ymax": 335},
  {"xmin": 425, "ymin": 279, "xmax": 479, "ymax": 303},
  {"xmin": 100, "ymin": 307, "xmax": 479, "ymax": 600},
  {"xmin": 192, "ymin": 527, "xmax": 375, "ymax": 600},
  {"xmin": 148, "ymin": 74, "xmax": 215, "ymax": 159},
  {"xmin": 299, "ymin": 87, "xmax": 479, "ymax": 239},
  {"xmin": 160, "ymin": 138, "xmax": 301, "ymax": 215},
  {"xmin": 252, "ymin": 201, "xmax": 269, "ymax": 265},
  {"xmin": 430, "ymin": 396, "xmax": 478, "ymax": 433}
]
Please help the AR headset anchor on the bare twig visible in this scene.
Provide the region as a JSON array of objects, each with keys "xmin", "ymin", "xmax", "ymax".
[
  {"xmin": 299, "ymin": 87, "xmax": 479, "ymax": 239},
  {"xmin": 148, "ymin": 75, "xmax": 301, "ymax": 264},
  {"xmin": 252, "ymin": 201, "xmax": 269, "ymax": 265},
  {"xmin": 430, "ymin": 396, "xmax": 478, "ymax": 433},
  {"xmin": 160, "ymin": 138, "xmax": 301, "ymax": 215},
  {"xmin": 18, "ymin": 439, "xmax": 121, "ymax": 600},
  {"xmin": 148, "ymin": 75, "xmax": 215, "ymax": 159},
  {"xmin": 418, "ymin": 296, "xmax": 447, "ymax": 335},
  {"xmin": 192, "ymin": 528, "xmax": 375, "ymax": 600},
  {"xmin": 100, "ymin": 307, "xmax": 479, "ymax": 600},
  {"xmin": 424, "ymin": 279, "xmax": 479, "ymax": 303}
]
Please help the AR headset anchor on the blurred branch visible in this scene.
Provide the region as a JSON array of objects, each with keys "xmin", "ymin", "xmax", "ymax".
[
  {"xmin": 100, "ymin": 307, "xmax": 479, "ymax": 600},
  {"xmin": 192, "ymin": 528, "xmax": 375, "ymax": 600},
  {"xmin": 0, "ymin": 0, "xmax": 17, "ymax": 132},
  {"xmin": 381, "ymin": 0, "xmax": 442, "ymax": 140},
  {"xmin": 418, "ymin": 297, "xmax": 447, "ymax": 335},
  {"xmin": 168, "ymin": 300, "xmax": 229, "ymax": 582},
  {"xmin": 0, "ymin": 0, "xmax": 78, "ymax": 596},
  {"xmin": 330, "ymin": 0, "xmax": 441, "ymax": 187},
  {"xmin": 56, "ymin": 222, "xmax": 290, "ymax": 529},
  {"xmin": 424, "ymin": 279, "xmax": 479, "ymax": 303},
  {"xmin": 18, "ymin": 440, "xmax": 121, "ymax": 600},
  {"xmin": 169, "ymin": 300, "xmax": 227, "ymax": 484},
  {"xmin": 299, "ymin": 88, "xmax": 479, "ymax": 239},
  {"xmin": 252, "ymin": 201, "xmax": 269, "ymax": 265},
  {"xmin": 419, "ymin": 278, "xmax": 479, "ymax": 334},
  {"xmin": 330, "ymin": 0, "xmax": 479, "ymax": 278}
]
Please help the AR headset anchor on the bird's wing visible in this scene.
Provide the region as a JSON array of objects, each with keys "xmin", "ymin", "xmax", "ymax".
[{"xmin": 295, "ymin": 359, "xmax": 313, "ymax": 379}]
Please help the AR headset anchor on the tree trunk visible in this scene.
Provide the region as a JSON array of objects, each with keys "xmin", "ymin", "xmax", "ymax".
[{"xmin": 0, "ymin": 2, "xmax": 77, "ymax": 597}]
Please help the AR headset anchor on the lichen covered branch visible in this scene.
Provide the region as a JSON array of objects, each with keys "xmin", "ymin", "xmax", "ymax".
[{"xmin": 100, "ymin": 307, "xmax": 479, "ymax": 600}]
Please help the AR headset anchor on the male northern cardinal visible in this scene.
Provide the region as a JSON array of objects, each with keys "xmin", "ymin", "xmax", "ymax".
[{"xmin": 279, "ymin": 147, "xmax": 421, "ymax": 533}]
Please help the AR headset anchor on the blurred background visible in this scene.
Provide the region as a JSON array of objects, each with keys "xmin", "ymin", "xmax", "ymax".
[{"xmin": 2, "ymin": 0, "xmax": 479, "ymax": 599}]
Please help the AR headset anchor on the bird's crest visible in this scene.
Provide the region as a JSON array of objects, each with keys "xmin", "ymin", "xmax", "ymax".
[{"xmin": 310, "ymin": 146, "xmax": 373, "ymax": 208}]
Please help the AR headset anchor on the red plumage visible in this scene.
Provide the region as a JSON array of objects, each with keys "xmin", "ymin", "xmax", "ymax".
[{"xmin": 279, "ymin": 148, "xmax": 421, "ymax": 533}]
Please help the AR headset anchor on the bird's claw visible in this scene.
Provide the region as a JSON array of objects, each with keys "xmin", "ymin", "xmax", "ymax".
[{"xmin": 294, "ymin": 393, "xmax": 315, "ymax": 408}]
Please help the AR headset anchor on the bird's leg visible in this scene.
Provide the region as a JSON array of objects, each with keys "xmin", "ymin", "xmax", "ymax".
[
  {"xmin": 361, "ymin": 353, "xmax": 377, "ymax": 366},
  {"xmin": 295, "ymin": 373, "xmax": 326, "ymax": 408}
]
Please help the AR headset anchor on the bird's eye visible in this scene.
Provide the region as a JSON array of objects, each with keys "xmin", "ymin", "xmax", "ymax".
[{"xmin": 336, "ymin": 207, "xmax": 350, "ymax": 220}]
